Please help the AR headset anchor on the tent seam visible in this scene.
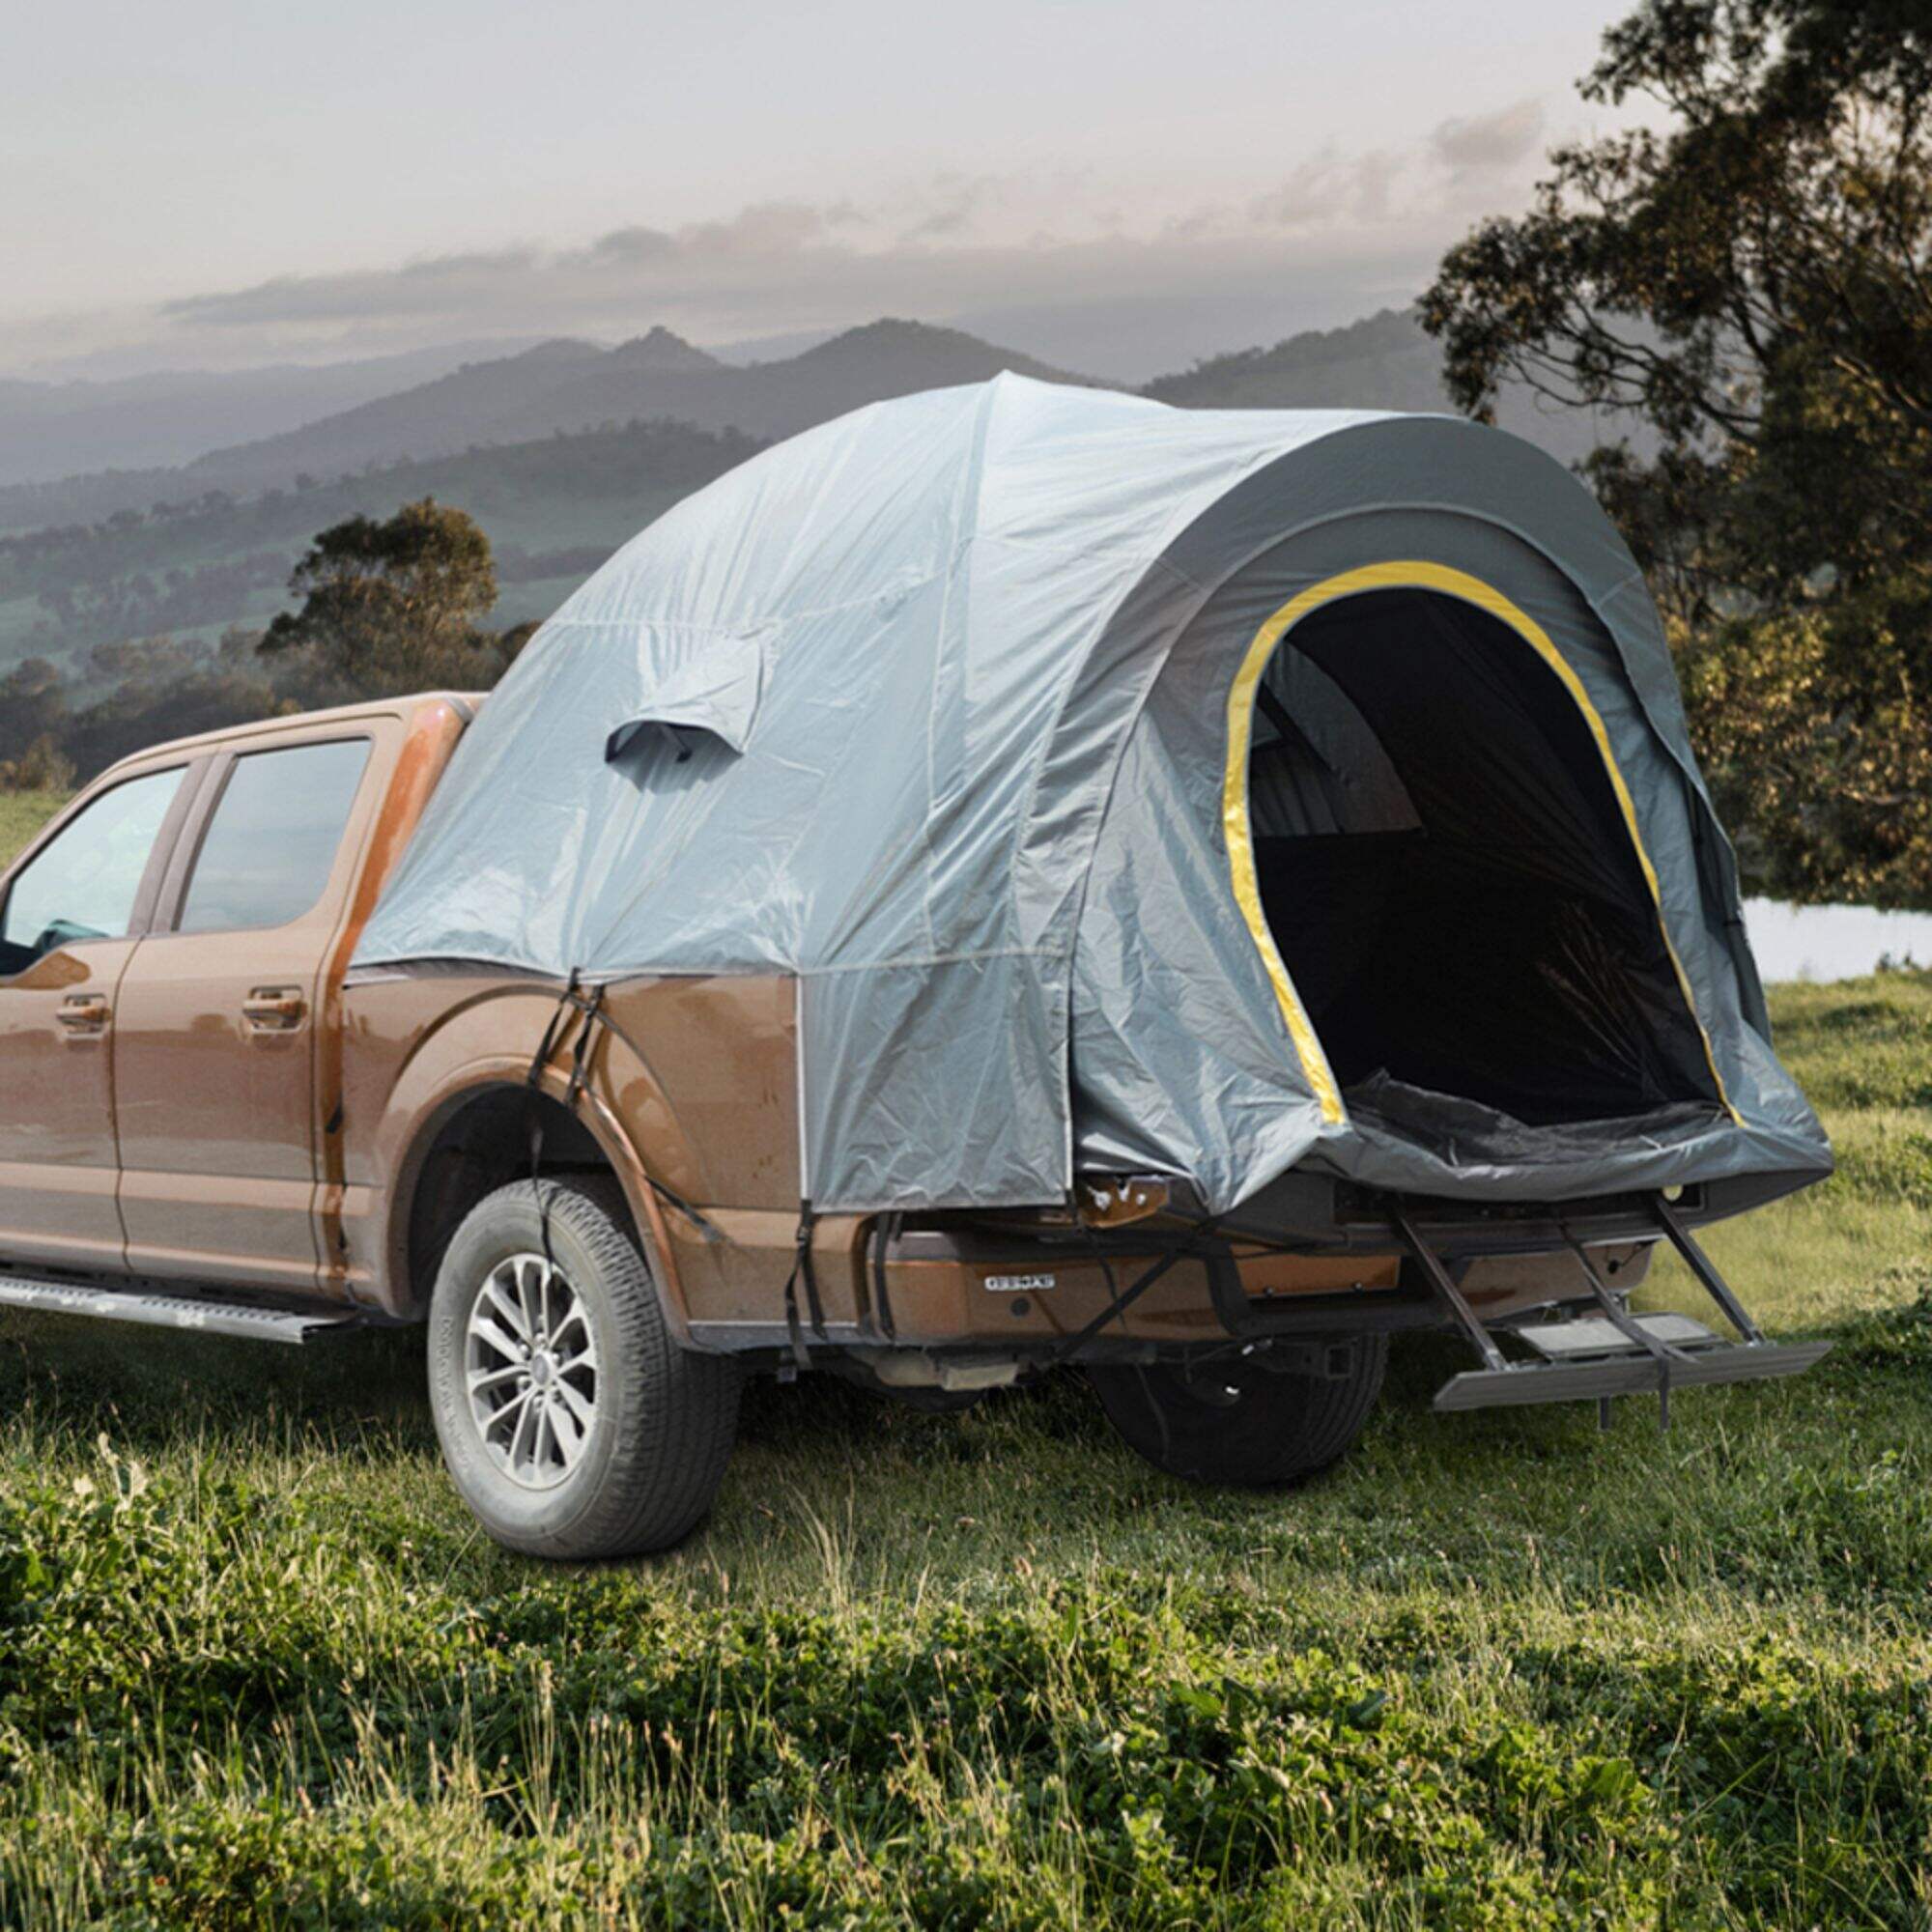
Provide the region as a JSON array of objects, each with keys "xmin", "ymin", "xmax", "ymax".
[
  {"xmin": 800, "ymin": 944, "xmax": 1065, "ymax": 977},
  {"xmin": 923, "ymin": 383, "xmax": 1004, "ymax": 957},
  {"xmin": 547, "ymin": 579, "xmax": 941, "ymax": 630},
  {"xmin": 352, "ymin": 945, "xmax": 1068, "ymax": 980},
  {"xmin": 1005, "ymin": 548, "xmax": 1206, "ymax": 911}
]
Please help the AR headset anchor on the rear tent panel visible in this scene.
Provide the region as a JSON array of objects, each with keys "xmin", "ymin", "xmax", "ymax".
[{"xmin": 1072, "ymin": 499, "xmax": 1826, "ymax": 1205}]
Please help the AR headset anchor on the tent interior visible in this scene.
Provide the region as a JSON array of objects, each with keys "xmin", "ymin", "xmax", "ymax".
[{"xmin": 1248, "ymin": 585, "xmax": 1723, "ymax": 1148}]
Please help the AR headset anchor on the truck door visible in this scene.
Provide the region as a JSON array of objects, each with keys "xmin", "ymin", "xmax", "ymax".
[
  {"xmin": 0, "ymin": 763, "xmax": 195, "ymax": 1270},
  {"xmin": 112, "ymin": 731, "xmax": 377, "ymax": 1292}
]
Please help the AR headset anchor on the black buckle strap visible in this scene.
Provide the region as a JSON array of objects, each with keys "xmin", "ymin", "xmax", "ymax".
[
  {"xmin": 526, "ymin": 968, "xmax": 583, "ymax": 1092},
  {"xmin": 869, "ymin": 1209, "xmax": 900, "ymax": 1343},
  {"xmin": 565, "ymin": 983, "xmax": 605, "ymax": 1109},
  {"xmin": 1044, "ymin": 1247, "xmax": 1186, "ymax": 1369},
  {"xmin": 781, "ymin": 1201, "xmax": 826, "ymax": 1370},
  {"xmin": 525, "ymin": 970, "xmax": 611, "ymax": 1267}
]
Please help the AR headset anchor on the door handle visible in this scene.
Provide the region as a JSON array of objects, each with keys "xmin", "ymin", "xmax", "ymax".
[
  {"xmin": 56, "ymin": 993, "xmax": 110, "ymax": 1038},
  {"xmin": 242, "ymin": 987, "xmax": 307, "ymax": 1033}
]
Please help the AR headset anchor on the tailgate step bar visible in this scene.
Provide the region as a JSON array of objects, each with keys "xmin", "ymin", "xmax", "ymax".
[
  {"xmin": 1434, "ymin": 1340, "xmax": 1832, "ymax": 1412},
  {"xmin": 1518, "ymin": 1310, "xmax": 1723, "ymax": 1359},
  {"xmin": 0, "ymin": 1271, "xmax": 369, "ymax": 1346},
  {"xmin": 1393, "ymin": 1194, "xmax": 1830, "ymax": 1425}
]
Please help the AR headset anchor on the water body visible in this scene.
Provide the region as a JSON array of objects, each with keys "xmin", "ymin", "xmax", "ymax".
[{"xmin": 1746, "ymin": 898, "xmax": 1932, "ymax": 983}]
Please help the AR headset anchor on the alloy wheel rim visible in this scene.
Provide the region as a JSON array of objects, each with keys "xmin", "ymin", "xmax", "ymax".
[{"xmin": 465, "ymin": 1252, "xmax": 600, "ymax": 1490}]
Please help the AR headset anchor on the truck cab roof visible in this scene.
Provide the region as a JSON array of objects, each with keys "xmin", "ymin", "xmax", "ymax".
[{"xmin": 99, "ymin": 690, "xmax": 488, "ymax": 781}]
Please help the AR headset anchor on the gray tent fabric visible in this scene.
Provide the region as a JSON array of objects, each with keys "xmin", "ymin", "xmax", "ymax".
[{"xmin": 355, "ymin": 375, "xmax": 1830, "ymax": 1212}]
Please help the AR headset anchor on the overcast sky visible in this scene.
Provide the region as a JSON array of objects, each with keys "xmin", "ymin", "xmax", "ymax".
[{"xmin": 3, "ymin": 0, "xmax": 1645, "ymax": 382}]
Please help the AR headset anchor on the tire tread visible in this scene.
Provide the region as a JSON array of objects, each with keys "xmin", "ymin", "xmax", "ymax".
[
  {"xmin": 1089, "ymin": 1334, "xmax": 1387, "ymax": 1488},
  {"xmin": 432, "ymin": 1176, "xmax": 741, "ymax": 1558}
]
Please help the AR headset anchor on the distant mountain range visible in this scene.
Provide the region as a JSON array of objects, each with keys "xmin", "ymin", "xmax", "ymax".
[
  {"xmin": 0, "ymin": 307, "xmax": 1654, "ymax": 678},
  {"xmin": 0, "ymin": 321, "xmax": 1091, "ymax": 531},
  {"xmin": 184, "ymin": 318, "xmax": 1094, "ymax": 496},
  {"xmin": 0, "ymin": 308, "xmax": 1647, "ymax": 536},
  {"xmin": 0, "ymin": 338, "xmax": 550, "ymax": 492}
]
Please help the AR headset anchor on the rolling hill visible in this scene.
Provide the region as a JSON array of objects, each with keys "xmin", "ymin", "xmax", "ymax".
[
  {"xmin": 1149, "ymin": 306, "xmax": 1650, "ymax": 468},
  {"xmin": 175, "ymin": 317, "xmax": 1094, "ymax": 494},
  {"xmin": 0, "ymin": 339, "xmax": 549, "ymax": 493},
  {"xmin": 0, "ymin": 417, "xmax": 767, "ymax": 674},
  {"xmin": 0, "ymin": 321, "xmax": 1094, "ymax": 534}
]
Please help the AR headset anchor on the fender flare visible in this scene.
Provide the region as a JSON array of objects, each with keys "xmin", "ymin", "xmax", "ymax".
[{"xmin": 367, "ymin": 1054, "xmax": 695, "ymax": 1342}]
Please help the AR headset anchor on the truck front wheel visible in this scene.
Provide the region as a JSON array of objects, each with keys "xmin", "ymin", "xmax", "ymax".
[
  {"xmin": 1087, "ymin": 1335, "xmax": 1386, "ymax": 1487},
  {"xmin": 428, "ymin": 1177, "xmax": 740, "ymax": 1558}
]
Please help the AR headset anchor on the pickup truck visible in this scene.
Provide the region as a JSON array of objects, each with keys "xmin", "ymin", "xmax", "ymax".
[{"xmin": 0, "ymin": 691, "xmax": 1828, "ymax": 1558}]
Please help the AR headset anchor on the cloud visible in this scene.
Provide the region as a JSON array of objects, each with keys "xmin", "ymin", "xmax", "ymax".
[
  {"xmin": 161, "ymin": 248, "xmax": 547, "ymax": 327},
  {"xmin": 1247, "ymin": 148, "xmax": 1406, "ymax": 231},
  {"xmin": 156, "ymin": 202, "xmax": 887, "ymax": 338},
  {"xmin": 149, "ymin": 215, "xmax": 1433, "ymax": 362},
  {"xmin": 2, "ymin": 104, "xmax": 1555, "ymax": 381},
  {"xmin": 1429, "ymin": 99, "xmax": 1546, "ymax": 180},
  {"xmin": 587, "ymin": 227, "xmax": 679, "ymax": 267}
]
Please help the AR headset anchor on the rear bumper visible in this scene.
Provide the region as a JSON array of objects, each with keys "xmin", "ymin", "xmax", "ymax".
[
  {"xmin": 682, "ymin": 1170, "xmax": 1825, "ymax": 1363},
  {"xmin": 677, "ymin": 1158, "xmax": 1833, "ymax": 1429},
  {"xmin": 874, "ymin": 1184, "xmax": 1704, "ymax": 1353}
]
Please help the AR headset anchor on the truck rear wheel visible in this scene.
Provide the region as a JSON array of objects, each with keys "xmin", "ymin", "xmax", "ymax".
[
  {"xmin": 427, "ymin": 1177, "xmax": 740, "ymax": 1558},
  {"xmin": 1088, "ymin": 1335, "xmax": 1386, "ymax": 1487}
]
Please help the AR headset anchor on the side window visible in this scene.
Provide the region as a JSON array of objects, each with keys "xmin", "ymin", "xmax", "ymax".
[
  {"xmin": 177, "ymin": 739, "xmax": 372, "ymax": 936},
  {"xmin": 0, "ymin": 766, "xmax": 185, "ymax": 975}
]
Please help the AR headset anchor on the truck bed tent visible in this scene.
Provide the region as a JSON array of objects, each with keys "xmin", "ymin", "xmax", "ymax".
[{"xmin": 355, "ymin": 375, "xmax": 1830, "ymax": 1213}]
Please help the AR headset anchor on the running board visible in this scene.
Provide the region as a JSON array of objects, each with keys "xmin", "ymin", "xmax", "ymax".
[
  {"xmin": 0, "ymin": 1270, "xmax": 369, "ymax": 1346},
  {"xmin": 1391, "ymin": 1194, "xmax": 1831, "ymax": 1425}
]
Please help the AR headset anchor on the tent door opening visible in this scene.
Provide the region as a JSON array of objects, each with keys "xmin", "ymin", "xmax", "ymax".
[{"xmin": 1240, "ymin": 581, "xmax": 1723, "ymax": 1151}]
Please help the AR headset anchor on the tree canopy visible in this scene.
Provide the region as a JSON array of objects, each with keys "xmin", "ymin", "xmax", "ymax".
[
  {"xmin": 0, "ymin": 500, "xmax": 547, "ymax": 792},
  {"xmin": 1422, "ymin": 0, "xmax": 1932, "ymax": 909},
  {"xmin": 260, "ymin": 497, "xmax": 502, "ymax": 692}
]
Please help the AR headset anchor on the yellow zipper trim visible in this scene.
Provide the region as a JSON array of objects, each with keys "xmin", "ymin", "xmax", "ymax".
[{"xmin": 1220, "ymin": 559, "xmax": 1737, "ymax": 1127}]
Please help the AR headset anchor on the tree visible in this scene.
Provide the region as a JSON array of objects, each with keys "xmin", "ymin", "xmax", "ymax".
[
  {"xmin": 260, "ymin": 497, "xmax": 501, "ymax": 692},
  {"xmin": 1421, "ymin": 0, "xmax": 1932, "ymax": 908},
  {"xmin": 0, "ymin": 658, "xmax": 69, "ymax": 768},
  {"xmin": 0, "ymin": 734, "xmax": 75, "ymax": 794}
]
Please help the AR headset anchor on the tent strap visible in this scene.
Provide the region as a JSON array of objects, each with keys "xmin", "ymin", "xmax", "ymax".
[{"xmin": 781, "ymin": 1202, "xmax": 827, "ymax": 1368}]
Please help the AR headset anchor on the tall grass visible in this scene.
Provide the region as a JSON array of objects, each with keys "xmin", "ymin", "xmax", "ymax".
[{"xmin": 2, "ymin": 787, "xmax": 1930, "ymax": 1923}]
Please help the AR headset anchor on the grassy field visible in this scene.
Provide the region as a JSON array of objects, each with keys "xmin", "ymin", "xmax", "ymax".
[
  {"xmin": 1, "ymin": 793, "xmax": 1929, "ymax": 1926},
  {"xmin": 0, "ymin": 791, "xmax": 67, "ymax": 862}
]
